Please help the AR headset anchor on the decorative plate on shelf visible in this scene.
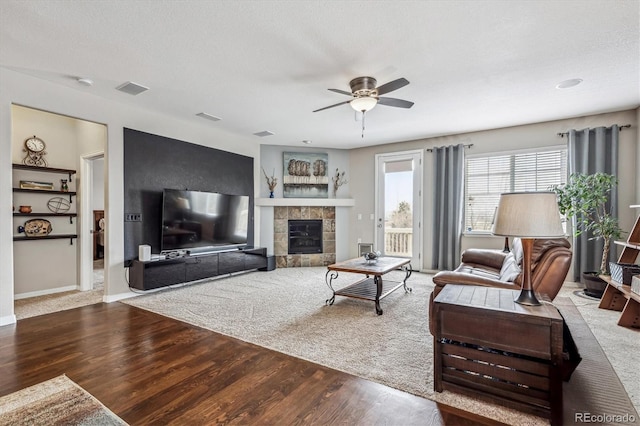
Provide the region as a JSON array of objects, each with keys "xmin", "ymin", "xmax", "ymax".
[{"xmin": 23, "ymin": 219, "xmax": 53, "ymax": 237}]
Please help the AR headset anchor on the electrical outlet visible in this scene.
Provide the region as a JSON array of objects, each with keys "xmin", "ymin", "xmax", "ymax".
[
  {"xmin": 357, "ymin": 213, "xmax": 362, "ymax": 220},
  {"xmin": 370, "ymin": 213, "xmax": 374, "ymax": 220},
  {"xmin": 125, "ymin": 213, "xmax": 142, "ymax": 222}
]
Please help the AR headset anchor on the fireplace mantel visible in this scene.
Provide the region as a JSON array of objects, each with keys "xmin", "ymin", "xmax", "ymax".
[{"xmin": 255, "ymin": 198, "xmax": 355, "ymax": 207}]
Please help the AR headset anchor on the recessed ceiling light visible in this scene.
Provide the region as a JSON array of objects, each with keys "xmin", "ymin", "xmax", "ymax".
[
  {"xmin": 77, "ymin": 77, "xmax": 93, "ymax": 87},
  {"xmin": 556, "ymin": 78, "xmax": 583, "ymax": 89},
  {"xmin": 196, "ymin": 112, "xmax": 222, "ymax": 122},
  {"xmin": 116, "ymin": 81, "xmax": 150, "ymax": 95},
  {"xmin": 302, "ymin": 140, "xmax": 312, "ymax": 144},
  {"xmin": 253, "ymin": 131, "xmax": 275, "ymax": 137}
]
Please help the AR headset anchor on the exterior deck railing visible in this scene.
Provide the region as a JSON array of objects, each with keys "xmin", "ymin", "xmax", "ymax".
[{"xmin": 385, "ymin": 228, "xmax": 412, "ymax": 257}]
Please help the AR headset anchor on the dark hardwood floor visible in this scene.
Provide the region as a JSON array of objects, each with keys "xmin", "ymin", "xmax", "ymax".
[{"xmin": 0, "ymin": 303, "xmax": 501, "ymax": 425}]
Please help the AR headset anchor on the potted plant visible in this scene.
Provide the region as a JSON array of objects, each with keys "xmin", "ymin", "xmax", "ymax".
[{"xmin": 552, "ymin": 172, "xmax": 625, "ymax": 297}]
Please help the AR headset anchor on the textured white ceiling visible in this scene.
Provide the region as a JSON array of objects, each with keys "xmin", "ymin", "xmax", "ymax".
[{"xmin": 1, "ymin": 0, "xmax": 638, "ymax": 149}]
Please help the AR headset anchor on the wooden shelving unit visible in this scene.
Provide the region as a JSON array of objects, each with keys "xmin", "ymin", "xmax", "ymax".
[{"xmin": 598, "ymin": 205, "xmax": 640, "ymax": 328}]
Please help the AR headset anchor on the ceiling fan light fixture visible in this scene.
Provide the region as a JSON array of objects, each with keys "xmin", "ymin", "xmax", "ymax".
[{"xmin": 350, "ymin": 96, "xmax": 377, "ymax": 112}]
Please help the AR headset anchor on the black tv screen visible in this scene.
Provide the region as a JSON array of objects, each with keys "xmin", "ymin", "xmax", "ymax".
[{"xmin": 161, "ymin": 189, "xmax": 249, "ymax": 252}]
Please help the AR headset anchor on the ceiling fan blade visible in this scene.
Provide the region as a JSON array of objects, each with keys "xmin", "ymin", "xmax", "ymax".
[
  {"xmin": 376, "ymin": 78, "xmax": 410, "ymax": 96},
  {"xmin": 313, "ymin": 100, "xmax": 351, "ymax": 112},
  {"xmin": 377, "ymin": 97, "xmax": 414, "ymax": 108},
  {"xmin": 328, "ymin": 88, "xmax": 353, "ymax": 96}
]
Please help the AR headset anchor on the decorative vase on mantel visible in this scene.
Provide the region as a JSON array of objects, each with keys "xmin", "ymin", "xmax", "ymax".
[{"xmin": 269, "ymin": 191, "xmax": 274, "ymax": 198}]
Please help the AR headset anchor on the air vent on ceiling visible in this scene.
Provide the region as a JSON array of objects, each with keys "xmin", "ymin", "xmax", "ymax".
[
  {"xmin": 116, "ymin": 81, "xmax": 149, "ymax": 95},
  {"xmin": 253, "ymin": 130, "xmax": 275, "ymax": 137},
  {"xmin": 196, "ymin": 112, "xmax": 222, "ymax": 122}
]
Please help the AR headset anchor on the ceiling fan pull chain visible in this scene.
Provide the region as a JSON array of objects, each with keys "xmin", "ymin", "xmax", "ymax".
[{"xmin": 361, "ymin": 111, "xmax": 366, "ymax": 138}]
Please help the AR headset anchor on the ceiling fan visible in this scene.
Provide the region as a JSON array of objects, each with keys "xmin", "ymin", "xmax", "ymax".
[{"xmin": 313, "ymin": 76, "xmax": 414, "ymax": 137}]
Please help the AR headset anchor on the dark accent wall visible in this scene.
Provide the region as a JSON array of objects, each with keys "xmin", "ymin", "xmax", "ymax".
[{"xmin": 123, "ymin": 128, "xmax": 254, "ymax": 265}]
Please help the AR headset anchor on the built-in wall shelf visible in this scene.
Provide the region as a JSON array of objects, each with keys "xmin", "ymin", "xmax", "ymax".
[
  {"xmin": 12, "ymin": 164, "xmax": 77, "ymax": 181},
  {"xmin": 13, "ymin": 234, "xmax": 77, "ymax": 244},
  {"xmin": 12, "ymin": 163, "xmax": 78, "ymax": 244},
  {"xmin": 13, "ymin": 212, "xmax": 77, "ymax": 224},
  {"xmin": 13, "ymin": 188, "xmax": 77, "ymax": 196},
  {"xmin": 256, "ymin": 198, "xmax": 355, "ymax": 207},
  {"xmin": 13, "ymin": 213, "xmax": 76, "ymax": 217}
]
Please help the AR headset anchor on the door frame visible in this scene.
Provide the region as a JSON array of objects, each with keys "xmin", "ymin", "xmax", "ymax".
[
  {"xmin": 374, "ymin": 149, "xmax": 423, "ymax": 270},
  {"xmin": 79, "ymin": 151, "xmax": 104, "ymax": 292}
]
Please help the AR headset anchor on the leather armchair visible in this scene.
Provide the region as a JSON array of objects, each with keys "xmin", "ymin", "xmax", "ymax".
[{"xmin": 429, "ymin": 238, "xmax": 572, "ymax": 333}]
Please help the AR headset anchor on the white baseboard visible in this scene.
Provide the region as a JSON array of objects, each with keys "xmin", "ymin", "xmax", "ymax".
[
  {"xmin": 14, "ymin": 285, "xmax": 78, "ymax": 300},
  {"xmin": 0, "ymin": 314, "xmax": 17, "ymax": 326},
  {"xmin": 103, "ymin": 291, "xmax": 139, "ymax": 303}
]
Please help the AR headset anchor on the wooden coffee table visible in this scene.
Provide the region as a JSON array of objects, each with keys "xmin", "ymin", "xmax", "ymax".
[{"xmin": 325, "ymin": 256, "xmax": 412, "ymax": 315}]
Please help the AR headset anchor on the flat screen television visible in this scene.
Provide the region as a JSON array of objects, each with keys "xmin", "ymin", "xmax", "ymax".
[{"xmin": 161, "ymin": 189, "xmax": 249, "ymax": 252}]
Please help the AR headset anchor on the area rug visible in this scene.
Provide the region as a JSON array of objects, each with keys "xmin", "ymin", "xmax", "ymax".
[
  {"xmin": 0, "ymin": 375, "xmax": 127, "ymax": 425},
  {"xmin": 123, "ymin": 266, "xmax": 547, "ymax": 424}
]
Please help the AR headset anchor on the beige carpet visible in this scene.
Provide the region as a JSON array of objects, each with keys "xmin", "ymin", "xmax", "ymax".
[{"xmin": 0, "ymin": 375, "xmax": 126, "ymax": 425}]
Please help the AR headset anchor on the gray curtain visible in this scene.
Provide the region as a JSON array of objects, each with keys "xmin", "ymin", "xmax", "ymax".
[
  {"xmin": 432, "ymin": 144, "xmax": 465, "ymax": 270},
  {"xmin": 567, "ymin": 125, "xmax": 619, "ymax": 280}
]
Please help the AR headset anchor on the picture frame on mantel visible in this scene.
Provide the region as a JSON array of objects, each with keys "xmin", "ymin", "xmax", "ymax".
[{"xmin": 283, "ymin": 152, "xmax": 329, "ymax": 198}]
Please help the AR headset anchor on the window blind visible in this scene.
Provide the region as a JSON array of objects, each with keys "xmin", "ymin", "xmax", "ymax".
[{"xmin": 464, "ymin": 148, "xmax": 567, "ymax": 233}]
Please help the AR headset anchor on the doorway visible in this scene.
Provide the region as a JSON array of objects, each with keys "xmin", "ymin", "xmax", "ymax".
[
  {"xmin": 80, "ymin": 154, "xmax": 105, "ymax": 292},
  {"xmin": 375, "ymin": 150, "xmax": 423, "ymax": 269}
]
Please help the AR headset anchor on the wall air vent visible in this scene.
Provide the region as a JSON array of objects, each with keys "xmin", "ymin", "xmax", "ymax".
[
  {"xmin": 253, "ymin": 130, "xmax": 275, "ymax": 137},
  {"xmin": 196, "ymin": 112, "xmax": 222, "ymax": 122},
  {"xmin": 116, "ymin": 81, "xmax": 150, "ymax": 95}
]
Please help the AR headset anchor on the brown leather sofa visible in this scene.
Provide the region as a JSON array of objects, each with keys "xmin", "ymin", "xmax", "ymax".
[{"xmin": 429, "ymin": 238, "xmax": 572, "ymax": 332}]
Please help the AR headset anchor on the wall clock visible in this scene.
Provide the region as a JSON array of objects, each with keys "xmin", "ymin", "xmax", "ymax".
[{"xmin": 23, "ymin": 135, "xmax": 48, "ymax": 167}]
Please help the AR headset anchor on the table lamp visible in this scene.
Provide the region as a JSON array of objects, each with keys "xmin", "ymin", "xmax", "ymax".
[{"xmin": 492, "ymin": 192, "xmax": 565, "ymax": 306}]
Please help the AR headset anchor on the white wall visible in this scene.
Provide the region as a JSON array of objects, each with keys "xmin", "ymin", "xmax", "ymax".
[
  {"xmin": 349, "ymin": 109, "xmax": 638, "ymax": 272},
  {"xmin": 0, "ymin": 68, "xmax": 260, "ymax": 324}
]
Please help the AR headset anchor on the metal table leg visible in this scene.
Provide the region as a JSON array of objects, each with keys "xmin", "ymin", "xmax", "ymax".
[{"xmin": 325, "ymin": 270, "xmax": 338, "ymax": 306}]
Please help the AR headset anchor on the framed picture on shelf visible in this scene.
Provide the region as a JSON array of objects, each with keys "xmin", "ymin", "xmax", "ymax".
[{"xmin": 19, "ymin": 180, "xmax": 54, "ymax": 190}]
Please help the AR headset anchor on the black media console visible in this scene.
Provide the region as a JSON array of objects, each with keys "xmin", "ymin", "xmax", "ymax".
[{"xmin": 130, "ymin": 247, "xmax": 273, "ymax": 291}]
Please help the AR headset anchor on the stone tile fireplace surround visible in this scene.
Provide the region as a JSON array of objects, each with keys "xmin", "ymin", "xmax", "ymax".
[{"xmin": 274, "ymin": 206, "xmax": 335, "ymax": 268}]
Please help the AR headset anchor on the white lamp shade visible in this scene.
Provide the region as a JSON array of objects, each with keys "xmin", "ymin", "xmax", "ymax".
[
  {"xmin": 492, "ymin": 192, "xmax": 565, "ymax": 238},
  {"xmin": 350, "ymin": 96, "xmax": 377, "ymax": 112}
]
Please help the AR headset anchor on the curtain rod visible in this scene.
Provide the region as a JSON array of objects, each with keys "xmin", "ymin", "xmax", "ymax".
[
  {"xmin": 557, "ymin": 124, "xmax": 631, "ymax": 138},
  {"xmin": 426, "ymin": 143, "xmax": 473, "ymax": 152}
]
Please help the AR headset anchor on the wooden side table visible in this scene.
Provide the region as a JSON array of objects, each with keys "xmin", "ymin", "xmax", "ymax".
[{"xmin": 432, "ymin": 285, "xmax": 564, "ymax": 425}]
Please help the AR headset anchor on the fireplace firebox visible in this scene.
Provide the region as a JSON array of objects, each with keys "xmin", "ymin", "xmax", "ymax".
[{"xmin": 288, "ymin": 220, "xmax": 323, "ymax": 254}]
